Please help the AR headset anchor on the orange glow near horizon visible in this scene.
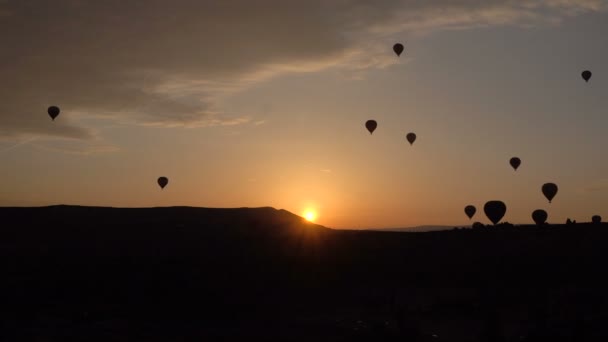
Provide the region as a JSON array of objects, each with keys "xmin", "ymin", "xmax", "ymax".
[{"xmin": 303, "ymin": 209, "xmax": 317, "ymax": 222}]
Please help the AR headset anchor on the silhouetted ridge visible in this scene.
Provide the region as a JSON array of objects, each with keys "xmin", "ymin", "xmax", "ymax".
[
  {"xmin": 2, "ymin": 205, "xmax": 327, "ymax": 234},
  {"xmin": 2, "ymin": 206, "xmax": 608, "ymax": 341}
]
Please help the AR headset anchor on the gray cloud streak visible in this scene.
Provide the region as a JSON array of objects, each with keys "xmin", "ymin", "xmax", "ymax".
[{"xmin": 1, "ymin": 0, "xmax": 604, "ymax": 141}]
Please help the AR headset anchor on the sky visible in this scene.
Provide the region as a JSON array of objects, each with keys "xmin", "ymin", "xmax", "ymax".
[{"xmin": 1, "ymin": 0, "xmax": 607, "ymax": 229}]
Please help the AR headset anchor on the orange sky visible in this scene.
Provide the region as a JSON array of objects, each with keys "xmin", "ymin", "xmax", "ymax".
[{"xmin": 1, "ymin": 1, "xmax": 607, "ymax": 228}]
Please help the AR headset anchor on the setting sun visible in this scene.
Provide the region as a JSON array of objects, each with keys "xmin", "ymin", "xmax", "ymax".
[{"xmin": 303, "ymin": 210, "xmax": 317, "ymax": 222}]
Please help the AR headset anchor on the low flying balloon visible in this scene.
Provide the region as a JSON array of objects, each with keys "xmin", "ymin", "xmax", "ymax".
[
  {"xmin": 509, "ymin": 157, "xmax": 521, "ymax": 171},
  {"xmin": 365, "ymin": 120, "xmax": 377, "ymax": 135},
  {"xmin": 532, "ymin": 209, "xmax": 548, "ymax": 226},
  {"xmin": 393, "ymin": 43, "xmax": 404, "ymax": 57},
  {"xmin": 47, "ymin": 106, "xmax": 60, "ymax": 121},
  {"xmin": 582, "ymin": 70, "xmax": 592, "ymax": 82},
  {"xmin": 592, "ymin": 215, "xmax": 602, "ymax": 224},
  {"xmin": 541, "ymin": 183, "xmax": 558, "ymax": 203},
  {"xmin": 406, "ymin": 133, "xmax": 416, "ymax": 145},
  {"xmin": 472, "ymin": 222, "xmax": 484, "ymax": 229},
  {"xmin": 484, "ymin": 201, "xmax": 506, "ymax": 225},
  {"xmin": 157, "ymin": 177, "xmax": 169, "ymax": 189},
  {"xmin": 464, "ymin": 205, "xmax": 476, "ymax": 220}
]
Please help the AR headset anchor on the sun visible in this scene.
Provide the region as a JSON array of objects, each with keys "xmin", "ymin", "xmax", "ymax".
[{"xmin": 303, "ymin": 209, "xmax": 317, "ymax": 222}]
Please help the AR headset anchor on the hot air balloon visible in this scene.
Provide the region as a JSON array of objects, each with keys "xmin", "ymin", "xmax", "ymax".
[
  {"xmin": 509, "ymin": 157, "xmax": 521, "ymax": 171},
  {"xmin": 393, "ymin": 43, "xmax": 404, "ymax": 57},
  {"xmin": 464, "ymin": 205, "xmax": 476, "ymax": 219},
  {"xmin": 472, "ymin": 222, "xmax": 485, "ymax": 229},
  {"xmin": 365, "ymin": 120, "xmax": 377, "ymax": 135},
  {"xmin": 406, "ymin": 133, "xmax": 416, "ymax": 145},
  {"xmin": 541, "ymin": 183, "xmax": 558, "ymax": 203},
  {"xmin": 484, "ymin": 201, "xmax": 506, "ymax": 225},
  {"xmin": 532, "ymin": 209, "xmax": 548, "ymax": 226},
  {"xmin": 47, "ymin": 106, "xmax": 60, "ymax": 121},
  {"xmin": 582, "ymin": 70, "xmax": 592, "ymax": 82},
  {"xmin": 592, "ymin": 215, "xmax": 602, "ymax": 224},
  {"xmin": 157, "ymin": 177, "xmax": 169, "ymax": 189}
]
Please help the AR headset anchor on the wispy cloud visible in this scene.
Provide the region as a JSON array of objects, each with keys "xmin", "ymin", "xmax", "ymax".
[
  {"xmin": 30, "ymin": 139, "xmax": 120, "ymax": 156},
  {"xmin": 1, "ymin": 0, "xmax": 604, "ymax": 143}
]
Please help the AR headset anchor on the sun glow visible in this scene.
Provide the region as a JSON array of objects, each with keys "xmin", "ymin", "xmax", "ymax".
[{"xmin": 303, "ymin": 209, "xmax": 317, "ymax": 222}]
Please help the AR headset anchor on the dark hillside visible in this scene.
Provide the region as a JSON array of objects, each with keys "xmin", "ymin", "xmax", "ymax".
[{"xmin": 1, "ymin": 206, "xmax": 607, "ymax": 341}]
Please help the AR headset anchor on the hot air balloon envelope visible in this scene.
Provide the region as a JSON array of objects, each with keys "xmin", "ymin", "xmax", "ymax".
[
  {"xmin": 406, "ymin": 133, "xmax": 416, "ymax": 145},
  {"xmin": 365, "ymin": 120, "xmax": 377, "ymax": 134},
  {"xmin": 542, "ymin": 183, "xmax": 558, "ymax": 203},
  {"xmin": 532, "ymin": 209, "xmax": 548, "ymax": 226},
  {"xmin": 48, "ymin": 106, "xmax": 60, "ymax": 121},
  {"xmin": 158, "ymin": 177, "xmax": 169, "ymax": 189},
  {"xmin": 510, "ymin": 157, "xmax": 521, "ymax": 171},
  {"xmin": 582, "ymin": 70, "xmax": 592, "ymax": 82},
  {"xmin": 484, "ymin": 201, "xmax": 506, "ymax": 225},
  {"xmin": 464, "ymin": 205, "xmax": 476, "ymax": 219},
  {"xmin": 393, "ymin": 43, "xmax": 404, "ymax": 56}
]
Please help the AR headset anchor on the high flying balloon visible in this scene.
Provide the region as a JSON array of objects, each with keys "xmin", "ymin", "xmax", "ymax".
[
  {"xmin": 157, "ymin": 177, "xmax": 169, "ymax": 189},
  {"xmin": 532, "ymin": 209, "xmax": 548, "ymax": 226},
  {"xmin": 365, "ymin": 120, "xmax": 377, "ymax": 135},
  {"xmin": 406, "ymin": 133, "xmax": 416, "ymax": 145},
  {"xmin": 484, "ymin": 201, "xmax": 506, "ymax": 225},
  {"xmin": 393, "ymin": 43, "xmax": 404, "ymax": 57},
  {"xmin": 541, "ymin": 183, "xmax": 558, "ymax": 203},
  {"xmin": 582, "ymin": 70, "xmax": 592, "ymax": 82},
  {"xmin": 509, "ymin": 157, "xmax": 521, "ymax": 171},
  {"xmin": 47, "ymin": 106, "xmax": 60, "ymax": 121},
  {"xmin": 464, "ymin": 205, "xmax": 476, "ymax": 219}
]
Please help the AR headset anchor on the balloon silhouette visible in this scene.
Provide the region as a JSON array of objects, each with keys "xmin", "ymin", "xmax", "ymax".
[
  {"xmin": 464, "ymin": 205, "xmax": 476, "ymax": 219},
  {"xmin": 406, "ymin": 133, "xmax": 416, "ymax": 145},
  {"xmin": 592, "ymin": 215, "xmax": 601, "ymax": 224},
  {"xmin": 484, "ymin": 201, "xmax": 506, "ymax": 225},
  {"xmin": 582, "ymin": 70, "xmax": 592, "ymax": 82},
  {"xmin": 47, "ymin": 106, "xmax": 60, "ymax": 121},
  {"xmin": 532, "ymin": 209, "xmax": 548, "ymax": 226},
  {"xmin": 472, "ymin": 222, "xmax": 484, "ymax": 229},
  {"xmin": 365, "ymin": 120, "xmax": 377, "ymax": 135},
  {"xmin": 393, "ymin": 43, "xmax": 404, "ymax": 57},
  {"xmin": 509, "ymin": 157, "xmax": 521, "ymax": 171},
  {"xmin": 541, "ymin": 183, "xmax": 558, "ymax": 203},
  {"xmin": 157, "ymin": 177, "xmax": 169, "ymax": 189}
]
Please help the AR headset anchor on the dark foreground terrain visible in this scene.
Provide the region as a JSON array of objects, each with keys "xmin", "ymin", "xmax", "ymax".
[{"xmin": 1, "ymin": 206, "xmax": 607, "ymax": 341}]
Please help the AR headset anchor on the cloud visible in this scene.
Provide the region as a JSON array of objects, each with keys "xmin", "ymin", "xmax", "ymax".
[
  {"xmin": 1, "ymin": 0, "xmax": 604, "ymax": 141},
  {"xmin": 30, "ymin": 141, "xmax": 120, "ymax": 156},
  {"xmin": 0, "ymin": 133, "xmax": 119, "ymax": 156}
]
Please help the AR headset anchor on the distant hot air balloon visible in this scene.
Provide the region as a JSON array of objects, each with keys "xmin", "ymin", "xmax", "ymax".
[
  {"xmin": 464, "ymin": 205, "xmax": 476, "ymax": 220},
  {"xmin": 157, "ymin": 177, "xmax": 169, "ymax": 189},
  {"xmin": 365, "ymin": 120, "xmax": 377, "ymax": 135},
  {"xmin": 592, "ymin": 215, "xmax": 602, "ymax": 224},
  {"xmin": 472, "ymin": 222, "xmax": 485, "ymax": 229},
  {"xmin": 582, "ymin": 70, "xmax": 592, "ymax": 82},
  {"xmin": 532, "ymin": 209, "xmax": 548, "ymax": 226},
  {"xmin": 47, "ymin": 106, "xmax": 60, "ymax": 121},
  {"xmin": 406, "ymin": 133, "xmax": 416, "ymax": 145},
  {"xmin": 541, "ymin": 183, "xmax": 558, "ymax": 203},
  {"xmin": 509, "ymin": 157, "xmax": 521, "ymax": 171},
  {"xmin": 484, "ymin": 201, "xmax": 506, "ymax": 225},
  {"xmin": 393, "ymin": 43, "xmax": 404, "ymax": 57}
]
